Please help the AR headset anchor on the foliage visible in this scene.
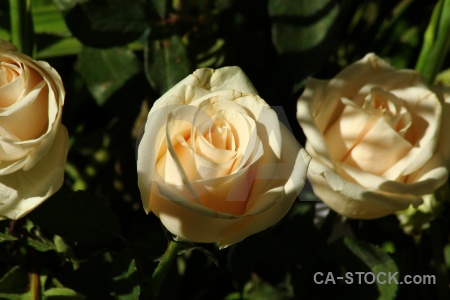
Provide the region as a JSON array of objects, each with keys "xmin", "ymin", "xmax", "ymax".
[{"xmin": 0, "ymin": 0, "xmax": 449, "ymax": 299}]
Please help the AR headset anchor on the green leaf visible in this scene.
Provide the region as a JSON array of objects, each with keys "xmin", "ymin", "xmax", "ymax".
[
  {"xmin": 57, "ymin": 252, "xmax": 114, "ymax": 298},
  {"xmin": 53, "ymin": 235, "xmax": 73, "ymax": 256},
  {"xmin": 445, "ymin": 243, "xmax": 450, "ymax": 268},
  {"xmin": 150, "ymin": 0, "xmax": 167, "ymax": 20},
  {"xmin": 9, "ymin": 0, "xmax": 35, "ymax": 57},
  {"xmin": 54, "ymin": 0, "xmax": 148, "ymax": 47},
  {"xmin": 0, "ymin": 266, "xmax": 28, "ymax": 294},
  {"xmin": 43, "ymin": 287, "xmax": 85, "ymax": 299},
  {"xmin": 26, "ymin": 237, "xmax": 56, "ymax": 252},
  {"xmin": 31, "ymin": 3, "xmax": 83, "ymax": 58},
  {"xmin": 78, "ymin": 46, "xmax": 141, "ymax": 106},
  {"xmin": 225, "ymin": 273, "xmax": 293, "ymax": 300},
  {"xmin": 416, "ymin": 0, "xmax": 450, "ymax": 83},
  {"xmin": 268, "ymin": 0, "xmax": 349, "ymax": 89},
  {"xmin": 28, "ymin": 188, "xmax": 123, "ymax": 245},
  {"xmin": 195, "ymin": 39, "xmax": 226, "ymax": 68},
  {"xmin": 33, "ymin": 4, "xmax": 69, "ymax": 35},
  {"xmin": 0, "ymin": 293, "xmax": 31, "ymax": 300},
  {"xmin": 0, "ymin": 1, "xmax": 10, "ymax": 41},
  {"xmin": 113, "ymin": 249, "xmax": 141, "ymax": 300},
  {"xmin": 145, "ymin": 35, "xmax": 191, "ymax": 94},
  {"xmin": 0, "ymin": 232, "xmax": 17, "ymax": 243},
  {"xmin": 36, "ymin": 37, "xmax": 82, "ymax": 58},
  {"xmin": 436, "ymin": 68, "xmax": 450, "ymax": 84},
  {"xmin": 333, "ymin": 237, "xmax": 399, "ymax": 300}
]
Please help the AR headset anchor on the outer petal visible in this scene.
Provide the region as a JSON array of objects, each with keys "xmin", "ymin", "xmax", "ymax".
[
  {"xmin": 328, "ymin": 53, "xmax": 425, "ymax": 98},
  {"xmin": 382, "ymin": 88, "xmax": 442, "ymax": 179},
  {"xmin": 0, "ymin": 126, "xmax": 68, "ymax": 219},
  {"xmin": 339, "ymin": 151, "xmax": 448, "ymax": 196},
  {"xmin": 208, "ymin": 66, "xmax": 259, "ymax": 95},
  {"xmin": 297, "ymin": 78, "xmax": 337, "ymax": 169},
  {"xmin": 148, "ymin": 66, "xmax": 258, "ymax": 114},
  {"xmin": 148, "ymin": 73, "xmax": 212, "ymax": 113},
  {"xmin": 149, "ymin": 182, "xmax": 238, "ymax": 243},
  {"xmin": 137, "ymin": 104, "xmax": 179, "ymax": 211},
  {"xmin": 308, "ymin": 158, "xmax": 422, "ymax": 219}
]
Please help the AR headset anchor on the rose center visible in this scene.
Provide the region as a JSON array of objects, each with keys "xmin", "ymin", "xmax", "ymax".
[
  {"xmin": 208, "ymin": 119, "xmax": 233, "ymax": 150},
  {"xmin": 324, "ymin": 87, "xmax": 413, "ymax": 176},
  {"xmin": 0, "ymin": 60, "xmax": 21, "ymax": 86},
  {"xmin": 362, "ymin": 87, "xmax": 412, "ymax": 136}
]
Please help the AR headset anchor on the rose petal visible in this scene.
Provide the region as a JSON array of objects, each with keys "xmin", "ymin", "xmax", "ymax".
[
  {"xmin": 341, "ymin": 113, "xmax": 412, "ymax": 176},
  {"xmin": 241, "ymin": 105, "xmax": 284, "ymax": 198},
  {"xmin": 0, "ymin": 61, "xmax": 23, "ymax": 107},
  {"xmin": 0, "ymin": 79, "xmax": 49, "ymax": 140},
  {"xmin": 0, "ymin": 159, "xmax": 27, "ymax": 175},
  {"xmin": 192, "ymin": 168, "xmax": 253, "ymax": 215},
  {"xmin": 149, "ymin": 74, "xmax": 213, "ymax": 113},
  {"xmin": 338, "ymin": 152, "xmax": 448, "ymax": 196},
  {"xmin": 208, "ymin": 66, "xmax": 259, "ymax": 95},
  {"xmin": 329, "ymin": 53, "xmax": 425, "ymax": 99},
  {"xmin": 152, "ymin": 153, "xmax": 261, "ymax": 216},
  {"xmin": 149, "ymin": 125, "xmax": 310, "ymax": 245},
  {"xmin": 234, "ymin": 94, "xmax": 270, "ymax": 112},
  {"xmin": 382, "ymin": 87, "xmax": 442, "ymax": 178},
  {"xmin": 404, "ymin": 152, "xmax": 448, "ymax": 187},
  {"xmin": 219, "ymin": 127, "xmax": 311, "ymax": 247},
  {"xmin": 195, "ymin": 124, "xmax": 238, "ymax": 163},
  {"xmin": 194, "ymin": 97, "xmax": 263, "ymax": 171},
  {"xmin": 308, "ymin": 159, "xmax": 422, "ymax": 219},
  {"xmin": 0, "ymin": 126, "xmax": 68, "ymax": 220},
  {"xmin": 148, "ymin": 181, "xmax": 239, "ymax": 243},
  {"xmin": 297, "ymin": 78, "xmax": 338, "ymax": 169},
  {"xmin": 196, "ymin": 132, "xmax": 238, "ymax": 167},
  {"xmin": 0, "ymin": 125, "xmax": 28, "ymax": 162},
  {"xmin": 162, "ymin": 104, "xmax": 262, "ymax": 214},
  {"xmin": 149, "ymin": 66, "xmax": 258, "ymax": 115},
  {"xmin": 138, "ymin": 106, "xmax": 176, "ymax": 211},
  {"xmin": 324, "ymin": 97, "xmax": 378, "ymax": 166}
]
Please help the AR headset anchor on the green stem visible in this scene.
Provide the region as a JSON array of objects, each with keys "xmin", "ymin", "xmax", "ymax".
[
  {"xmin": 149, "ymin": 240, "xmax": 182, "ymax": 299},
  {"xmin": 9, "ymin": 0, "xmax": 34, "ymax": 57},
  {"xmin": 29, "ymin": 249, "xmax": 40, "ymax": 300},
  {"xmin": 415, "ymin": 0, "xmax": 450, "ymax": 83}
]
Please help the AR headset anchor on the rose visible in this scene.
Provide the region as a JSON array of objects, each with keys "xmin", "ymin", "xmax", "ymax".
[
  {"xmin": 137, "ymin": 66, "xmax": 310, "ymax": 247},
  {"xmin": 0, "ymin": 40, "xmax": 68, "ymax": 219},
  {"xmin": 297, "ymin": 53, "xmax": 450, "ymax": 219}
]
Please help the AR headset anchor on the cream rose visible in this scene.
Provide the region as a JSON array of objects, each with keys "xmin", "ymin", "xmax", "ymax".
[
  {"xmin": 297, "ymin": 53, "xmax": 450, "ymax": 219},
  {"xmin": 0, "ymin": 40, "xmax": 68, "ymax": 219},
  {"xmin": 137, "ymin": 66, "xmax": 310, "ymax": 247}
]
